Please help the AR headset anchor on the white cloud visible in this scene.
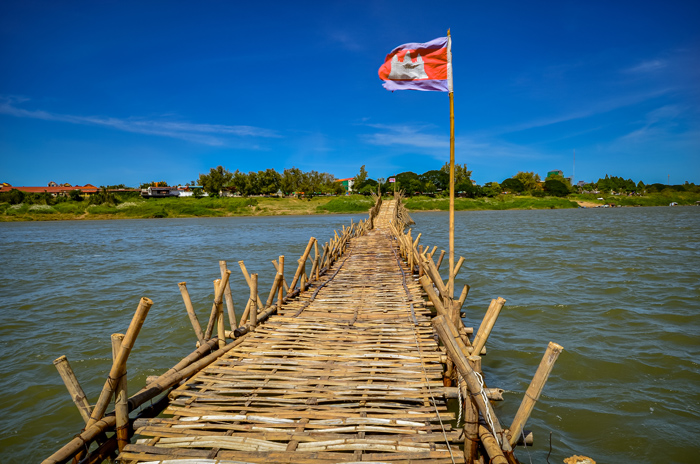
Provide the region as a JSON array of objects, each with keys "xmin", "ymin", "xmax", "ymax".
[
  {"xmin": 624, "ymin": 59, "xmax": 667, "ymax": 74},
  {"xmin": 0, "ymin": 97, "xmax": 281, "ymax": 146}
]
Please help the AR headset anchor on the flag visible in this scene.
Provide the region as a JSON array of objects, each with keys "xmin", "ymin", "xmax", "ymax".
[{"xmin": 378, "ymin": 36, "xmax": 452, "ymax": 92}]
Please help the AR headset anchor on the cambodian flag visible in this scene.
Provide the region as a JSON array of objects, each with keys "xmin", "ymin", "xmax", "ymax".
[{"xmin": 378, "ymin": 36, "xmax": 452, "ymax": 92}]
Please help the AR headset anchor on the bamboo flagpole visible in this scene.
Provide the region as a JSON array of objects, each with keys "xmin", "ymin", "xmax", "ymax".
[{"xmin": 447, "ymin": 29, "xmax": 455, "ymax": 299}]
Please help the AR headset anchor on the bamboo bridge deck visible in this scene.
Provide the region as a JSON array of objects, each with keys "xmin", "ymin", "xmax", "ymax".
[
  {"xmin": 45, "ymin": 195, "xmax": 563, "ymax": 464},
  {"xmin": 120, "ymin": 200, "xmax": 462, "ymax": 463}
]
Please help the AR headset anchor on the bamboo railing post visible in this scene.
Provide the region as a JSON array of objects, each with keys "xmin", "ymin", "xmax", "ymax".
[
  {"xmin": 265, "ymin": 272, "xmax": 282, "ymax": 308},
  {"xmin": 288, "ymin": 237, "xmax": 315, "ymax": 294},
  {"xmin": 204, "ymin": 270, "xmax": 231, "ymax": 340},
  {"xmin": 418, "ymin": 245, "xmax": 424, "ymax": 277},
  {"xmin": 249, "ymin": 273, "xmax": 258, "ymax": 327},
  {"xmin": 53, "ymin": 356, "xmax": 92, "ymax": 424},
  {"xmin": 219, "ymin": 261, "xmax": 237, "ymax": 331},
  {"xmin": 110, "ymin": 334, "xmax": 129, "ymax": 452},
  {"xmin": 479, "ymin": 425, "xmax": 509, "ymax": 464},
  {"xmin": 436, "ymin": 249, "xmax": 446, "ymax": 270},
  {"xmin": 238, "ymin": 261, "xmax": 263, "ymax": 310},
  {"xmin": 300, "ymin": 258, "xmax": 307, "ymax": 293},
  {"xmin": 86, "ymin": 297, "xmax": 152, "ymax": 430},
  {"xmin": 177, "ymin": 282, "xmax": 204, "ymax": 344},
  {"xmin": 277, "ymin": 255, "xmax": 284, "ymax": 310},
  {"xmin": 272, "ymin": 259, "xmax": 290, "ymax": 293},
  {"xmin": 213, "ymin": 279, "xmax": 226, "ymax": 349},
  {"xmin": 471, "ymin": 297, "xmax": 506, "ymax": 355},
  {"xmin": 508, "ymin": 341, "xmax": 564, "ymax": 447},
  {"xmin": 433, "ymin": 315, "xmax": 511, "ymax": 452},
  {"xmin": 461, "ymin": 363, "xmax": 479, "ymax": 464}
]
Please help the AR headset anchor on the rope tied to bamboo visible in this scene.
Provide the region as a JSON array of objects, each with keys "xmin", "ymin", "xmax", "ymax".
[{"xmin": 474, "ymin": 370, "xmax": 500, "ymax": 446}]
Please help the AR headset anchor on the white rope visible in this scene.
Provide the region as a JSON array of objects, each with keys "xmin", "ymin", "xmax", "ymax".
[
  {"xmin": 474, "ymin": 371, "xmax": 500, "ymax": 446},
  {"xmin": 456, "ymin": 372, "xmax": 464, "ymax": 428}
]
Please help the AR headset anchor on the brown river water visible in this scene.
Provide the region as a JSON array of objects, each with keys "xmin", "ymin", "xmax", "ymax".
[{"xmin": 0, "ymin": 206, "xmax": 698, "ymax": 463}]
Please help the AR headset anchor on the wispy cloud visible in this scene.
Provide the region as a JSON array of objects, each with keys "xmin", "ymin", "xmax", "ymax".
[
  {"xmin": 624, "ymin": 59, "xmax": 667, "ymax": 74},
  {"xmin": 0, "ymin": 96, "xmax": 281, "ymax": 146}
]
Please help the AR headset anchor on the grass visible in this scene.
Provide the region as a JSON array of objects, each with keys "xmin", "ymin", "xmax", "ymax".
[{"xmin": 2, "ymin": 191, "xmax": 698, "ymax": 222}]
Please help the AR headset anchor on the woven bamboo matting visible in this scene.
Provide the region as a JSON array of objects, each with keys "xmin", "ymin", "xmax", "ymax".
[{"xmin": 120, "ymin": 200, "xmax": 463, "ymax": 464}]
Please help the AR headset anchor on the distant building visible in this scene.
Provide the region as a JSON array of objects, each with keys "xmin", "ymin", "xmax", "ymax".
[
  {"xmin": 546, "ymin": 170, "xmax": 564, "ymax": 178},
  {"xmin": 336, "ymin": 178, "xmax": 355, "ymax": 193},
  {"xmin": 0, "ymin": 183, "xmax": 99, "ymax": 196}
]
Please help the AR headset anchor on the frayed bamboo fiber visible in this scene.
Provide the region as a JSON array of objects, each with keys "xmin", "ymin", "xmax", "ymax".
[
  {"xmin": 53, "ymin": 356, "xmax": 92, "ymax": 424},
  {"xmin": 288, "ymin": 237, "xmax": 315, "ymax": 294},
  {"xmin": 219, "ymin": 261, "xmax": 237, "ymax": 331},
  {"xmin": 177, "ymin": 282, "xmax": 204, "ymax": 344},
  {"xmin": 433, "ymin": 315, "xmax": 511, "ymax": 452},
  {"xmin": 111, "ymin": 333, "xmax": 129, "ymax": 452},
  {"xmin": 508, "ymin": 341, "xmax": 563, "ymax": 447},
  {"xmin": 86, "ymin": 297, "xmax": 152, "ymax": 429},
  {"xmin": 470, "ymin": 297, "xmax": 506, "ymax": 355}
]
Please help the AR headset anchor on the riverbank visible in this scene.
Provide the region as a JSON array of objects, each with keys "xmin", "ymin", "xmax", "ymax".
[{"xmin": 1, "ymin": 192, "xmax": 698, "ymax": 221}]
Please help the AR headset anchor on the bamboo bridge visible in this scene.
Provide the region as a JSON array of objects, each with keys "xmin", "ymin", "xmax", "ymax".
[{"xmin": 44, "ymin": 195, "xmax": 563, "ymax": 464}]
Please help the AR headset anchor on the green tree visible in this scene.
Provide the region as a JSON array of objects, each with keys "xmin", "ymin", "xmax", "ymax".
[
  {"xmin": 419, "ymin": 170, "xmax": 449, "ymax": 191},
  {"xmin": 514, "ymin": 171, "xmax": 542, "ymax": 191},
  {"xmin": 258, "ymin": 168, "xmax": 282, "ymax": 195},
  {"xmin": 68, "ymin": 189, "xmax": 83, "ymax": 201},
  {"xmin": 281, "ymin": 167, "xmax": 304, "ymax": 194},
  {"xmin": 354, "ymin": 165, "xmax": 368, "ymax": 190},
  {"xmin": 481, "ymin": 182, "xmax": 501, "ymax": 197},
  {"xmin": 501, "ymin": 178, "xmax": 525, "ymax": 193},
  {"xmin": 198, "ymin": 166, "xmax": 233, "ymax": 196},
  {"xmin": 441, "ymin": 162, "xmax": 472, "ymax": 185},
  {"xmin": 544, "ymin": 179, "xmax": 569, "ymax": 197}
]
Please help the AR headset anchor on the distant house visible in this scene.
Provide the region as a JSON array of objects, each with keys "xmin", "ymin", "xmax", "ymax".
[
  {"xmin": 141, "ymin": 186, "xmax": 179, "ymax": 198},
  {"xmin": 336, "ymin": 178, "xmax": 355, "ymax": 193}
]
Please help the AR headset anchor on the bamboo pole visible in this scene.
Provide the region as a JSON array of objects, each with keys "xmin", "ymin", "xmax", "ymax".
[
  {"xmin": 433, "ymin": 315, "xmax": 511, "ymax": 452},
  {"xmin": 448, "ymin": 31, "xmax": 455, "ymax": 299},
  {"xmin": 42, "ymin": 336, "xmax": 249, "ymax": 464},
  {"xmin": 266, "ymin": 272, "xmax": 282, "ymax": 308},
  {"xmin": 479, "ymin": 425, "xmax": 508, "ymax": 464},
  {"xmin": 86, "ymin": 297, "xmax": 152, "ymax": 429},
  {"xmin": 238, "ymin": 261, "xmax": 263, "ymax": 310},
  {"xmin": 219, "ymin": 261, "xmax": 237, "ymax": 331},
  {"xmin": 508, "ymin": 341, "xmax": 564, "ymax": 447},
  {"xmin": 461, "ymin": 365, "xmax": 478, "ymax": 464},
  {"xmin": 470, "ymin": 297, "xmax": 506, "ymax": 355},
  {"xmin": 300, "ymin": 259, "xmax": 307, "ymax": 294},
  {"xmin": 436, "ymin": 249, "xmax": 446, "ymax": 270},
  {"xmin": 53, "ymin": 356, "xmax": 92, "ymax": 424},
  {"xmin": 249, "ymin": 273, "xmax": 258, "ymax": 328},
  {"xmin": 452, "ymin": 256, "xmax": 465, "ymax": 280},
  {"xmin": 288, "ymin": 237, "xmax": 315, "ymax": 295},
  {"xmin": 204, "ymin": 270, "xmax": 230, "ymax": 340},
  {"xmin": 272, "ymin": 259, "xmax": 290, "ymax": 293},
  {"xmin": 110, "ymin": 334, "xmax": 129, "ymax": 452},
  {"xmin": 214, "ymin": 280, "xmax": 226, "ymax": 349},
  {"xmin": 177, "ymin": 282, "xmax": 204, "ymax": 344},
  {"xmin": 277, "ymin": 255, "xmax": 284, "ymax": 310}
]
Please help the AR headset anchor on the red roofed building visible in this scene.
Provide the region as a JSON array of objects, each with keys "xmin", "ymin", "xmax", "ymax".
[{"xmin": 0, "ymin": 183, "xmax": 100, "ymax": 196}]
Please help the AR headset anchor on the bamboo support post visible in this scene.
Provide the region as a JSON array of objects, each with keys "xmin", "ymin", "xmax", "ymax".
[
  {"xmin": 272, "ymin": 259, "xmax": 290, "ymax": 293},
  {"xmin": 214, "ymin": 280, "xmax": 226, "ymax": 349},
  {"xmin": 300, "ymin": 259, "xmax": 307, "ymax": 293},
  {"xmin": 177, "ymin": 282, "xmax": 204, "ymax": 344},
  {"xmin": 288, "ymin": 237, "xmax": 316, "ymax": 294},
  {"xmin": 249, "ymin": 273, "xmax": 258, "ymax": 327},
  {"xmin": 461, "ymin": 373, "xmax": 478, "ymax": 464},
  {"xmin": 479, "ymin": 425, "xmax": 509, "ymax": 464},
  {"xmin": 110, "ymin": 334, "xmax": 129, "ymax": 452},
  {"xmin": 314, "ymin": 240, "xmax": 320, "ymax": 280},
  {"xmin": 508, "ymin": 341, "xmax": 564, "ymax": 447},
  {"xmin": 433, "ymin": 315, "xmax": 511, "ymax": 452},
  {"xmin": 452, "ymin": 256, "xmax": 465, "ymax": 280},
  {"xmin": 238, "ymin": 261, "xmax": 263, "ymax": 310},
  {"xmin": 53, "ymin": 356, "xmax": 92, "ymax": 424},
  {"xmin": 471, "ymin": 297, "xmax": 506, "ymax": 355},
  {"xmin": 423, "ymin": 255, "xmax": 448, "ymax": 298},
  {"xmin": 219, "ymin": 261, "xmax": 237, "ymax": 331},
  {"xmin": 277, "ymin": 256, "xmax": 284, "ymax": 310},
  {"xmin": 266, "ymin": 272, "xmax": 283, "ymax": 308},
  {"xmin": 204, "ymin": 270, "xmax": 230, "ymax": 340},
  {"xmin": 436, "ymin": 249, "xmax": 445, "ymax": 270},
  {"xmin": 86, "ymin": 297, "xmax": 152, "ymax": 429},
  {"xmin": 457, "ymin": 284, "xmax": 470, "ymax": 309}
]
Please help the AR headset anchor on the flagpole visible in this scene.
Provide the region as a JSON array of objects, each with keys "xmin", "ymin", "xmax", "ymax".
[{"xmin": 447, "ymin": 30, "xmax": 455, "ymax": 299}]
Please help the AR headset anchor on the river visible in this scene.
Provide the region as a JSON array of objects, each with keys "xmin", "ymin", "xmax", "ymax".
[{"xmin": 1, "ymin": 207, "xmax": 698, "ymax": 463}]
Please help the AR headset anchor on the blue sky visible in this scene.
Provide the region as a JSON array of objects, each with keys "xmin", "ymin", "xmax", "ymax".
[{"xmin": 1, "ymin": 0, "xmax": 698, "ymax": 187}]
